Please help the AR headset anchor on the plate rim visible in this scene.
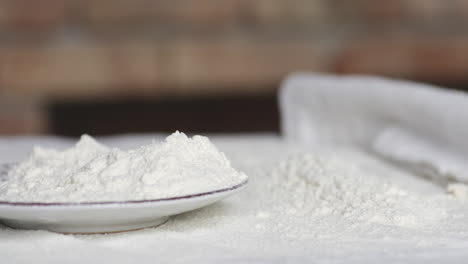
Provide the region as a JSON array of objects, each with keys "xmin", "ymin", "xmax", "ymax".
[{"xmin": 0, "ymin": 180, "xmax": 248, "ymax": 207}]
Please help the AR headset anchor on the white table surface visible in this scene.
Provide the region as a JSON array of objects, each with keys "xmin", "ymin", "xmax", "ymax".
[{"xmin": 1, "ymin": 134, "xmax": 467, "ymax": 264}]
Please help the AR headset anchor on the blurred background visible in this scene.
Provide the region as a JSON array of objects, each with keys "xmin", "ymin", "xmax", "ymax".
[{"xmin": 1, "ymin": 0, "xmax": 468, "ymax": 136}]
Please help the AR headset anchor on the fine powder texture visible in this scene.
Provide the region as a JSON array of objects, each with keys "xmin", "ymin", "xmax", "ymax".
[
  {"xmin": 0, "ymin": 132, "xmax": 247, "ymax": 202},
  {"xmin": 264, "ymin": 154, "xmax": 446, "ymax": 228}
]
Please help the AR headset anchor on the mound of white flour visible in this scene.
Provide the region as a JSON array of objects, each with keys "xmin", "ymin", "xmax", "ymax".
[
  {"xmin": 264, "ymin": 154, "xmax": 447, "ymax": 228},
  {"xmin": 0, "ymin": 132, "xmax": 247, "ymax": 202}
]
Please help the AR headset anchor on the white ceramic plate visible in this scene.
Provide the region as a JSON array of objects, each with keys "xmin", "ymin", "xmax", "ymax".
[{"xmin": 0, "ymin": 164, "xmax": 247, "ymax": 234}]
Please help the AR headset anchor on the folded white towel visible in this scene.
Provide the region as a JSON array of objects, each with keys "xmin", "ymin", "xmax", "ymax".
[
  {"xmin": 374, "ymin": 127, "xmax": 468, "ymax": 183},
  {"xmin": 280, "ymin": 73, "xmax": 468, "ymax": 183}
]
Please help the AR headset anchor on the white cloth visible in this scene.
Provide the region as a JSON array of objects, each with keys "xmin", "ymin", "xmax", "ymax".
[{"xmin": 280, "ymin": 73, "xmax": 468, "ymax": 183}]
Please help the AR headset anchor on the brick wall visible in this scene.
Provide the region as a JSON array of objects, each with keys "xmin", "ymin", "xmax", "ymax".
[{"xmin": 1, "ymin": 0, "xmax": 468, "ymax": 134}]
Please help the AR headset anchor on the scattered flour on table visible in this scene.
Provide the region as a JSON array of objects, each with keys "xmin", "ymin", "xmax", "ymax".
[
  {"xmin": 262, "ymin": 154, "xmax": 448, "ymax": 228},
  {"xmin": 160, "ymin": 151, "xmax": 468, "ymax": 255},
  {"xmin": 0, "ymin": 132, "xmax": 247, "ymax": 202}
]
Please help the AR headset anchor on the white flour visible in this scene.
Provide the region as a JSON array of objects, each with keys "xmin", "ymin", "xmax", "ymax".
[
  {"xmin": 0, "ymin": 132, "xmax": 247, "ymax": 202},
  {"xmin": 264, "ymin": 154, "xmax": 446, "ymax": 228},
  {"xmin": 160, "ymin": 146, "xmax": 468, "ymax": 256}
]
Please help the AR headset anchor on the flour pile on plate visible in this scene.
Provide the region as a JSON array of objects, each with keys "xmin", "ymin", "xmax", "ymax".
[{"xmin": 0, "ymin": 132, "xmax": 247, "ymax": 203}]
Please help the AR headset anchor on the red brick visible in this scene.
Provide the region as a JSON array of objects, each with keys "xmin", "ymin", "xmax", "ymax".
[
  {"xmin": 78, "ymin": 0, "xmax": 333, "ymax": 29},
  {"xmin": 0, "ymin": 93, "xmax": 45, "ymax": 134},
  {"xmin": 0, "ymin": 38, "xmax": 329, "ymax": 98},
  {"xmin": 161, "ymin": 38, "xmax": 328, "ymax": 94},
  {"xmin": 403, "ymin": 0, "xmax": 468, "ymax": 19},
  {"xmin": 0, "ymin": 0, "xmax": 65, "ymax": 31},
  {"xmin": 242, "ymin": 0, "xmax": 331, "ymax": 25},
  {"xmin": 0, "ymin": 41, "xmax": 159, "ymax": 98},
  {"xmin": 79, "ymin": 0, "xmax": 242, "ymax": 27},
  {"xmin": 333, "ymin": 36, "xmax": 468, "ymax": 83},
  {"xmin": 334, "ymin": 0, "xmax": 468, "ymax": 22},
  {"xmin": 158, "ymin": 0, "xmax": 241, "ymax": 25},
  {"xmin": 78, "ymin": 0, "xmax": 158, "ymax": 25}
]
